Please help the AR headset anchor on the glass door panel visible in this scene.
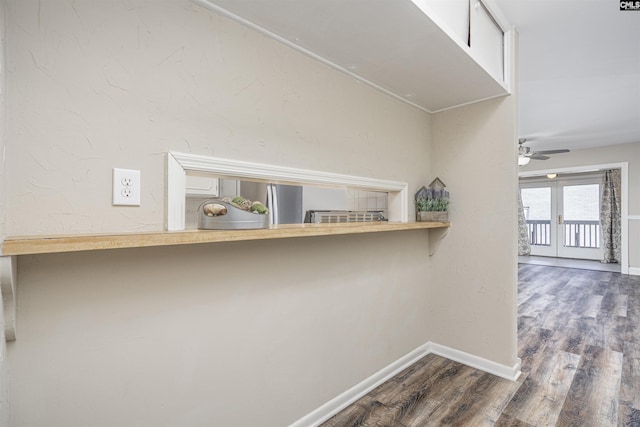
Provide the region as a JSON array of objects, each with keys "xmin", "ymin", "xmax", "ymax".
[
  {"xmin": 557, "ymin": 180, "xmax": 603, "ymax": 260},
  {"xmin": 521, "ymin": 185, "xmax": 556, "ymax": 257}
]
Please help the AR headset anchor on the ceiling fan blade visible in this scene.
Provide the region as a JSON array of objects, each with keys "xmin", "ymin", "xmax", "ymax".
[
  {"xmin": 532, "ymin": 149, "xmax": 570, "ymax": 155},
  {"xmin": 530, "ymin": 155, "xmax": 550, "ymax": 160}
]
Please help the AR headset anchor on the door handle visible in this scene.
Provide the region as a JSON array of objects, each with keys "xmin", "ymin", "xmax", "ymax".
[{"xmin": 558, "ymin": 214, "xmax": 563, "ymax": 224}]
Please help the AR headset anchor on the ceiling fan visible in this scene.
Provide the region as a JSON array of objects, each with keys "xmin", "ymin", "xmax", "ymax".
[{"xmin": 518, "ymin": 138, "xmax": 570, "ymax": 166}]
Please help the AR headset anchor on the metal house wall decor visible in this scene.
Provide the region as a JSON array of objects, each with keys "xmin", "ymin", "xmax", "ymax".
[{"xmin": 415, "ymin": 177, "xmax": 449, "ymax": 222}]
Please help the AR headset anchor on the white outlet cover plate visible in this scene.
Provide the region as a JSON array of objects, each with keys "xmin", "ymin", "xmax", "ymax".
[{"xmin": 113, "ymin": 168, "xmax": 141, "ymax": 206}]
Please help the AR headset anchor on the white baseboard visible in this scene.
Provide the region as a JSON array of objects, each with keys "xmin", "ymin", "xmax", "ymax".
[
  {"xmin": 288, "ymin": 342, "xmax": 521, "ymax": 427},
  {"xmin": 628, "ymin": 267, "xmax": 640, "ymax": 276},
  {"xmin": 288, "ymin": 343, "xmax": 431, "ymax": 427},
  {"xmin": 426, "ymin": 342, "xmax": 521, "ymax": 382}
]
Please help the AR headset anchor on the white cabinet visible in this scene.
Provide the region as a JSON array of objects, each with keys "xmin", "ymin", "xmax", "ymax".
[
  {"xmin": 416, "ymin": 0, "xmax": 470, "ymax": 47},
  {"xmin": 469, "ymin": 0, "xmax": 504, "ymax": 83},
  {"xmin": 186, "ymin": 174, "xmax": 219, "ymax": 197},
  {"xmin": 417, "ymin": 0, "xmax": 505, "ymax": 84}
]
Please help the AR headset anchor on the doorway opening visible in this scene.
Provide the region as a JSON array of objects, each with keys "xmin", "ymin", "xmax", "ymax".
[
  {"xmin": 519, "ymin": 170, "xmax": 622, "ymax": 273},
  {"xmin": 521, "ymin": 172, "xmax": 603, "ymax": 260}
]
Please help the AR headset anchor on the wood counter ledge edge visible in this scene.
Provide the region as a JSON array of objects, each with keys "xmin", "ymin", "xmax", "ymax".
[{"xmin": 1, "ymin": 222, "xmax": 450, "ymax": 256}]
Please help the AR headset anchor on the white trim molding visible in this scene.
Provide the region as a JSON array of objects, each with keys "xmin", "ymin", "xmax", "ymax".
[
  {"xmin": 519, "ymin": 162, "xmax": 629, "ymax": 275},
  {"xmin": 288, "ymin": 341, "xmax": 521, "ymax": 427},
  {"xmin": 167, "ymin": 152, "xmax": 409, "ymax": 231}
]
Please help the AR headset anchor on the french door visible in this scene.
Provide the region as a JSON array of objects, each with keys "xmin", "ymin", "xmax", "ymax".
[{"xmin": 520, "ymin": 176, "xmax": 603, "ymax": 260}]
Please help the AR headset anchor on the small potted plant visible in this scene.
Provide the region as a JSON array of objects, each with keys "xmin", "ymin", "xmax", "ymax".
[{"xmin": 415, "ymin": 178, "xmax": 449, "ymax": 222}]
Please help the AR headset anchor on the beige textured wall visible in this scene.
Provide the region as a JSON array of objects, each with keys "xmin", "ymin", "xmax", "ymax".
[
  {"xmin": 0, "ymin": 0, "xmax": 5, "ymax": 240},
  {"xmin": 11, "ymin": 236, "xmax": 431, "ymax": 426},
  {"xmin": 0, "ymin": 1, "xmax": 9, "ymax": 424},
  {"xmin": 5, "ymin": 1, "xmax": 436, "ymax": 426},
  {"xmin": 0, "ymin": 288, "xmax": 6, "ymax": 427},
  {"xmin": 428, "ymin": 29, "xmax": 519, "ymax": 367},
  {"xmin": 4, "ymin": 0, "xmax": 520, "ymax": 425},
  {"xmin": 520, "ymin": 141, "xmax": 640, "ymax": 269},
  {"xmin": 0, "ymin": 299, "xmax": 6, "ymax": 427},
  {"xmin": 430, "ymin": 97, "xmax": 519, "ymax": 367},
  {"xmin": 5, "ymin": 0, "xmax": 429, "ymax": 237}
]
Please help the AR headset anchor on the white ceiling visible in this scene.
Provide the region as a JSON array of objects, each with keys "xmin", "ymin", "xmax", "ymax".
[
  {"xmin": 200, "ymin": 0, "xmax": 640, "ymax": 153},
  {"xmin": 495, "ymin": 0, "xmax": 640, "ymax": 152}
]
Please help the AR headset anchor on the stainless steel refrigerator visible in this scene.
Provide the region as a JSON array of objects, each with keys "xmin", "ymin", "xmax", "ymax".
[{"xmin": 239, "ymin": 182, "xmax": 347, "ymax": 225}]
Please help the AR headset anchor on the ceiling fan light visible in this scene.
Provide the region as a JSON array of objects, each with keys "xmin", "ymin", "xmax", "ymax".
[{"xmin": 518, "ymin": 155, "xmax": 530, "ymax": 166}]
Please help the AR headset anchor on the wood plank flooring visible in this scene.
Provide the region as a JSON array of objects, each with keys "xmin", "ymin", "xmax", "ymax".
[{"xmin": 320, "ymin": 264, "xmax": 640, "ymax": 426}]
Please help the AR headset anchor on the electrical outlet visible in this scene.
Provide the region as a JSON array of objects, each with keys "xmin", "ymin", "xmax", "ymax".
[{"xmin": 113, "ymin": 168, "xmax": 141, "ymax": 206}]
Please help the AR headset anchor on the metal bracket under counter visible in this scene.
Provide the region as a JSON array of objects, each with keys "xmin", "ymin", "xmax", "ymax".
[
  {"xmin": 429, "ymin": 227, "xmax": 450, "ymax": 256},
  {"xmin": 1, "ymin": 256, "xmax": 17, "ymax": 342}
]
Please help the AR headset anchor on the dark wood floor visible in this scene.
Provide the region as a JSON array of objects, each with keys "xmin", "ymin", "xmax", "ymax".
[{"xmin": 321, "ymin": 264, "xmax": 640, "ymax": 426}]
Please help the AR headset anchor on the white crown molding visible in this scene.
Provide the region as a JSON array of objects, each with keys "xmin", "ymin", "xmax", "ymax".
[{"xmin": 167, "ymin": 152, "xmax": 409, "ymax": 230}]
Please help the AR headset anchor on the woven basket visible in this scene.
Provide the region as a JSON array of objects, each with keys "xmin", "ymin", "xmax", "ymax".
[{"xmin": 416, "ymin": 211, "xmax": 448, "ymax": 222}]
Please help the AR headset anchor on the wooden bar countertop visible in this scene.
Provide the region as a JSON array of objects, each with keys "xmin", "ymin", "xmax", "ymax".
[{"xmin": 1, "ymin": 221, "xmax": 450, "ymax": 256}]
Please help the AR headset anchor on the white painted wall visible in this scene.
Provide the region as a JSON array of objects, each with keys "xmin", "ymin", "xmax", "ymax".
[
  {"xmin": 520, "ymin": 141, "xmax": 640, "ymax": 271},
  {"xmin": 4, "ymin": 0, "xmax": 518, "ymax": 425}
]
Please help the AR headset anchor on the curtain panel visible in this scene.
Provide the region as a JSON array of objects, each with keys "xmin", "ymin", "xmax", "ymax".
[
  {"xmin": 600, "ymin": 169, "xmax": 621, "ymax": 263},
  {"xmin": 518, "ymin": 190, "xmax": 531, "ymax": 256}
]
